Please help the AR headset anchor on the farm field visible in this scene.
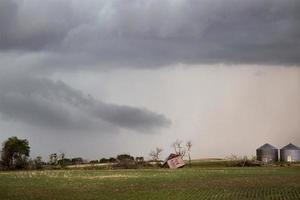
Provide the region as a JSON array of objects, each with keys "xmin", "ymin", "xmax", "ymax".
[{"xmin": 1, "ymin": 167, "xmax": 300, "ymax": 200}]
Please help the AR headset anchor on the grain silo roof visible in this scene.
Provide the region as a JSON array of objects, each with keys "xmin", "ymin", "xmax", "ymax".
[
  {"xmin": 281, "ymin": 143, "xmax": 300, "ymax": 150},
  {"xmin": 257, "ymin": 143, "xmax": 278, "ymax": 150}
]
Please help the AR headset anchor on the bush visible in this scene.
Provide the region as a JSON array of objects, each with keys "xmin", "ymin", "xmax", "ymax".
[
  {"xmin": 71, "ymin": 157, "xmax": 83, "ymax": 165},
  {"xmin": 114, "ymin": 160, "xmax": 137, "ymax": 169},
  {"xmin": 99, "ymin": 157, "xmax": 118, "ymax": 163},
  {"xmin": 34, "ymin": 156, "xmax": 44, "ymax": 170},
  {"xmin": 135, "ymin": 157, "xmax": 144, "ymax": 163},
  {"xmin": 100, "ymin": 158, "xmax": 109, "ymax": 163},
  {"xmin": 58, "ymin": 158, "xmax": 72, "ymax": 166},
  {"xmin": 108, "ymin": 157, "xmax": 117, "ymax": 163},
  {"xmin": 116, "ymin": 154, "xmax": 134, "ymax": 161}
]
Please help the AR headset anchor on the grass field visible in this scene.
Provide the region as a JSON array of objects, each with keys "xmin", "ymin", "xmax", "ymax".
[{"xmin": 1, "ymin": 167, "xmax": 300, "ymax": 200}]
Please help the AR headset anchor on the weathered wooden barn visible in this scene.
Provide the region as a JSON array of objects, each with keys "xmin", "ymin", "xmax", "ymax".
[{"xmin": 162, "ymin": 153, "xmax": 185, "ymax": 169}]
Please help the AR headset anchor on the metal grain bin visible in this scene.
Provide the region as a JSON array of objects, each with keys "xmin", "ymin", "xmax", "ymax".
[
  {"xmin": 256, "ymin": 143, "xmax": 278, "ymax": 163},
  {"xmin": 280, "ymin": 143, "xmax": 300, "ymax": 162}
]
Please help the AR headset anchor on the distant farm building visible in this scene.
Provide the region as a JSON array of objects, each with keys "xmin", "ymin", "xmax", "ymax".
[
  {"xmin": 280, "ymin": 143, "xmax": 300, "ymax": 162},
  {"xmin": 162, "ymin": 153, "xmax": 185, "ymax": 169},
  {"xmin": 256, "ymin": 143, "xmax": 278, "ymax": 163}
]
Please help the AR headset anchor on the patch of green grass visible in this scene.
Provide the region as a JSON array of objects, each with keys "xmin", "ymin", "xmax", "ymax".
[{"xmin": 1, "ymin": 167, "xmax": 300, "ymax": 200}]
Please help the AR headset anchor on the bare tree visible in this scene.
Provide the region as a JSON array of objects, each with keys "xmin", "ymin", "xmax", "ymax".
[
  {"xmin": 186, "ymin": 141, "xmax": 192, "ymax": 167},
  {"xmin": 172, "ymin": 139, "xmax": 186, "ymax": 158},
  {"xmin": 149, "ymin": 147, "xmax": 163, "ymax": 161},
  {"xmin": 226, "ymin": 154, "xmax": 240, "ymax": 161}
]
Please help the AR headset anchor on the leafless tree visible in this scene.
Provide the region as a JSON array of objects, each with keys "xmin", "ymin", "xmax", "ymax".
[
  {"xmin": 186, "ymin": 141, "xmax": 192, "ymax": 167},
  {"xmin": 149, "ymin": 147, "xmax": 163, "ymax": 161},
  {"xmin": 172, "ymin": 139, "xmax": 186, "ymax": 158},
  {"xmin": 226, "ymin": 154, "xmax": 240, "ymax": 161}
]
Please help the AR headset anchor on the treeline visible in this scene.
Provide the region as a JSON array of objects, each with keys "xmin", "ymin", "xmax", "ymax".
[
  {"xmin": 91, "ymin": 155, "xmax": 144, "ymax": 164},
  {"xmin": 0, "ymin": 137, "xmax": 151, "ymax": 170},
  {"xmin": 1, "ymin": 136, "xmax": 193, "ymax": 170}
]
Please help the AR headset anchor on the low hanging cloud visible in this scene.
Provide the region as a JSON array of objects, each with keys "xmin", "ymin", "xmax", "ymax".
[
  {"xmin": 0, "ymin": 0, "xmax": 299, "ymax": 71},
  {"xmin": 0, "ymin": 76, "xmax": 171, "ymax": 133}
]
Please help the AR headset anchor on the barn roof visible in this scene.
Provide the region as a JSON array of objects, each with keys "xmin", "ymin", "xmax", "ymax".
[
  {"xmin": 257, "ymin": 143, "xmax": 278, "ymax": 150},
  {"xmin": 281, "ymin": 143, "xmax": 300, "ymax": 150},
  {"xmin": 162, "ymin": 153, "xmax": 180, "ymax": 166}
]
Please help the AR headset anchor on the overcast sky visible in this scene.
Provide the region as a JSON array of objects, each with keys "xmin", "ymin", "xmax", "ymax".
[{"xmin": 0, "ymin": 0, "xmax": 299, "ymax": 160}]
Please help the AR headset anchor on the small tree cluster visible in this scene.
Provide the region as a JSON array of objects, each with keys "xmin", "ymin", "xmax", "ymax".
[
  {"xmin": 117, "ymin": 154, "xmax": 134, "ymax": 161},
  {"xmin": 48, "ymin": 152, "xmax": 77, "ymax": 167},
  {"xmin": 71, "ymin": 157, "xmax": 84, "ymax": 165},
  {"xmin": 99, "ymin": 157, "xmax": 117, "ymax": 163}
]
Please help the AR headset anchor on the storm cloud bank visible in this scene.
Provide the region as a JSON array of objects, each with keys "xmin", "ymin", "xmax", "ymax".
[
  {"xmin": 0, "ymin": 0, "xmax": 299, "ymax": 70},
  {"xmin": 0, "ymin": 77, "xmax": 170, "ymax": 132},
  {"xmin": 0, "ymin": 0, "xmax": 299, "ymax": 158}
]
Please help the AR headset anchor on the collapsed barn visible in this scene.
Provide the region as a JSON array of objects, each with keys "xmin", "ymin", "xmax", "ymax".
[{"xmin": 162, "ymin": 153, "xmax": 185, "ymax": 169}]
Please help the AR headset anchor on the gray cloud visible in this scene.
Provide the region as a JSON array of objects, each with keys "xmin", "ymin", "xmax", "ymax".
[
  {"xmin": 0, "ymin": 0, "xmax": 299, "ymax": 70},
  {"xmin": 0, "ymin": 76, "xmax": 170, "ymax": 132},
  {"xmin": 0, "ymin": 0, "xmax": 299, "ymax": 158},
  {"xmin": 0, "ymin": 0, "xmax": 77, "ymax": 50}
]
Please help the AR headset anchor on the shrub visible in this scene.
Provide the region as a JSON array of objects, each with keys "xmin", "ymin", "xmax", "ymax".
[{"xmin": 117, "ymin": 154, "xmax": 134, "ymax": 161}]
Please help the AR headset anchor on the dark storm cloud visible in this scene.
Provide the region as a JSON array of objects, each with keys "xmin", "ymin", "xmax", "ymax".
[
  {"xmin": 0, "ymin": 0, "xmax": 78, "ymax": 50},
  {"xmin": 0, "ymin": 76, "xmax": 170, "ymax": 132},
  {"xmin": 0, "ymin": 0, "xmax": 300, "ymax": 69}
]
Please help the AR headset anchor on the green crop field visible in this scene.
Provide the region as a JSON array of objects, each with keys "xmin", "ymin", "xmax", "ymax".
[{"xmin": 1, "ymin": 167, "xmax": 300, "ymax": 200}]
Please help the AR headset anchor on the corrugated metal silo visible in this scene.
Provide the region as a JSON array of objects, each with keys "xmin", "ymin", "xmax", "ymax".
[
  {"xmin": 256, "ymin": 143, "xmax": 278, "ymax": 163},
  {"xmin": 280, "ymin": 143, "xmax": 300, "ymax": 162}
]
